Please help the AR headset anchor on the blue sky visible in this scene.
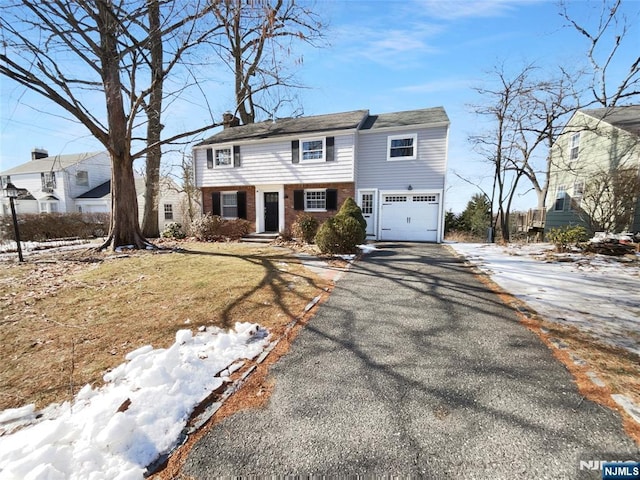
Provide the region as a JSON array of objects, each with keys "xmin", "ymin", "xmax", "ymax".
[{"xmin": 1, "ymin": 0, "xmax": 638, "ymax": 213}]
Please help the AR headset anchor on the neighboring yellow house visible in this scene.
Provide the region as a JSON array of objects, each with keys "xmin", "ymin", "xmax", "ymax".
[{"xmin": 545, "ymin": 105, "xmax": 640, "ymax": 234}]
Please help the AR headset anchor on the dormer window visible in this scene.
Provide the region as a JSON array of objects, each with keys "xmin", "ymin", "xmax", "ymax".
[{"xmin": 41, "ymin": 172, "xmax": 56, "ymax": 192}]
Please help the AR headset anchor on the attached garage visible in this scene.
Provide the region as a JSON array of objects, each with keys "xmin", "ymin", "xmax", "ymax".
[{"xmin": 379, "ymin": 192, "xmax": 440, "ymax": 242}]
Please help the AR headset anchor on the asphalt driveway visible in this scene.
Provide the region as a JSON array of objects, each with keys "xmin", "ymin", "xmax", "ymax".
[{"xmin": 183, "ymin": 243, "xmax": 638, "ymax": 478}]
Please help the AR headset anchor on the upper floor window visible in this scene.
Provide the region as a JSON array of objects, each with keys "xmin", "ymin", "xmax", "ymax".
[
  {"xmin": 76, "ymin": 170, "xmax": 89, "ymax": 186},
  {"xmin": 569, "ymin": 133, "xmax": 580, "ymax": 162},
  {"xmin": 554, "ymin": 185, "xmax": 566, "ymax": 211},
  {"xmin": 215, "ymin": 148, "xmax": 232, "ymax": 167},
  {"xmin": 1, "ymin": 176, "xmax": 10, "ymax": 189},
  {"xmin": 301, "ymin": 138, "xmax": 325, "ymax": 162},
  {"xmin": 388, "ymin": 134, "xmax": 417, "ymax": 160},
  {"xmin": 41, "ymin": 172, "xmax": 56, "ymax": 192},
  {"xmin": 164, "ymin": 204, "xmax": 173, "ymax": 220}
]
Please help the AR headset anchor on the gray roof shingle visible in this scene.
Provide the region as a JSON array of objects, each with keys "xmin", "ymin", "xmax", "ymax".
[
  {"xmin": 197, "ymin": 110, "xmax": 369, "ymax": 145},
  {"xmin": 360, "ymin": 106, "xmax": 449, "ymax": 130},
  {"xmin": 581, "ymin": 105, "xmax": 640, "ymax": 137},
  {"xmin": 1, "ymin": 151, "xmax": 106, "ymax": 175}
]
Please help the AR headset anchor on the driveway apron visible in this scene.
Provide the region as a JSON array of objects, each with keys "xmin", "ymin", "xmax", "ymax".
[{"xmin": 184, "ymin": 243, "xmax": 638, "ymax": 478}]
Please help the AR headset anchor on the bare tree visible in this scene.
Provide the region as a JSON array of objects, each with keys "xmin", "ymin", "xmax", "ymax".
[
  {"xmin": 560, "ymin": 0, "xmax": 640, "ymax": 107},
  {"xmin": 0, "ymin": 0, "xmax": 220, "ymax": 250},
  {"xmin": 578, "ymin": 166, "xmax": 640, "ymax": 233},
  {"xmin": 209, "ymin": 0, "xmax": 326, "ymax": 124}
]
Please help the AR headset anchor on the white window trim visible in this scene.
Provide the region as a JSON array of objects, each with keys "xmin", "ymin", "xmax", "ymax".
[
  {"xmin": 304, "ymin": 188, "xmax": 327, "ymax": 212},
  {"xmin": 221, "ymin": 191, "xmax": 238, "ymax": 219},
  {"xmin": 387, "ymin": 133, "xmax": 417, "ymax": 161},
  {"xmin": 215, "ymin": 148, "xmax": 233, "ymax": 169},
  {"xmin": 569, "ymin": 132, "xmax": 580, "ymax": 162},
  {"xmin": 300, "ymin": 137, "xmax": 326, "ymax": 163},
  {"xmin": 554, "ymin": 185, "xmax": 566, "ymax": 212},
  {"xmin": 164, "ymin": 203, "xmax": 174, "ymax": 220}
]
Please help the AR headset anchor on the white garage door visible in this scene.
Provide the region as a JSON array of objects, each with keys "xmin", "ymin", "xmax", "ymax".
[{"xmin": 380, "ymin": 193, "xmax": 439, "ymax": 242}]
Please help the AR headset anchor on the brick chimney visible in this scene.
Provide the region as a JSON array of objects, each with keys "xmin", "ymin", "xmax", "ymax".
[
  {"xmin": 222, "ymin": 112, "xmax": 240, "ymax": 129},
  {"xmin": 31, "ymin": 148, "xmax": 48, "ymax": 160}
]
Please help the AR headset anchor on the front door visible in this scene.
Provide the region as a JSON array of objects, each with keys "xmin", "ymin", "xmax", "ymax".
[
  {"xmin": 359, "ymin": 190, "xmax": 376, "ymax": 237},
  {"xmin": 264, "ymin": 192, "xmax": 279, "ymax": 232}
]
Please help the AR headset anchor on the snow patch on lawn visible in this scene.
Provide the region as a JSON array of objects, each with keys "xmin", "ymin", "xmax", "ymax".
[
  {"xmin": 449, "ymin": 242, "xmax": 640, "ymax": 356},
  {"xmin": 0, "ymin": 322, "xmax": 269, "ymax": 479}
]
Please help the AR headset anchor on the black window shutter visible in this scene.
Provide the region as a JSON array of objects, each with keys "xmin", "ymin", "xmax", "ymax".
[
  {"xmin": 326, "ymin": 137, "xmax": 335, "ymax": 162},
  {"xmin": 206, "ymin": 148, "xmax": 213, "ymax": 169},
  {"xmin": 233, "ymin": 145, "xmax": 241, "ymax": 167},
  {"xmin": 293, "ymin": 189, "xmax": 304, "ymax": 210},
  {"xmin": 291, "ymin": 140, "xmax": 300, "ymax": 164},
  {"xmin": 212, "ymin": 192, "xmax": 221, "ymax": 215},
  {"xmin": 237, "ymin": 191, "xmax": 247, "ymax": 219},
  {"xmin": 326, "ymin": 189, "xmax": 338, "ymax": 210}
]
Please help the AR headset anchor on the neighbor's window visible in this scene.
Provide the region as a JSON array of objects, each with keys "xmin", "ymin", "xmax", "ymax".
[
  {"xmin": 571, "ymin": 180, "xmax": 584, "ymax": 211},
  {"xmin": 1, "ymin": 176, "xmax": 10, "ymax": 189},
  {"xmin": 569, "ymin": 133, "xmax": 580, "ymax": 162},
  {"xmin": 222, "ymin": 192, "xmax": 238, "ymax": 218},
  {"xmin": 554, "ymin": 185, "xmax": 566, "ymax": 211},
  {"xmin": 76, "ymin": 170, "xmax": 89, "ymax": 186},
  {"xmin": 164, "ymin": 203, "xmax": 173, "ymax": 220},
  {"xmin": 305, "ymin": 189, "xmax": 326, "ymax": 211},
  {"xmin": 215, "ymin": 148, "xmax": 232, "ymax": 167},
  {"xmin": 301, "ymin": 138, "xmax": 325, "ymax": 161},
  {"xmin": 387, "ymin": 134, "xmax": 417, "ymax": 160},
  {"xmin": 41, "ymin": 172, "xmax": 56, "ymax": 191}
]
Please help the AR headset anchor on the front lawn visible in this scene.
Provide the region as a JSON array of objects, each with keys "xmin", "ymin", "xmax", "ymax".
[{"xmin": 0, "ymin": 242, "xmax": 328, "ymax": 411}]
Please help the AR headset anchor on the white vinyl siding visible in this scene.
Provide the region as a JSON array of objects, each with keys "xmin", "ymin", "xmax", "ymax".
[{"xmin": 195, "ymin": 133, "xmax": 355, "ymax": 187}]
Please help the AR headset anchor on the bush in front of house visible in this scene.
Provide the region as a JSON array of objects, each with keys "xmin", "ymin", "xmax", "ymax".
[
  {"xmin": 1, "ymin": 213, "xmax": 110, "ymax": 241},
  {"xmin": 315, "ymin": 215, "xmax": 363, "ymax": 254},
  {"xmin": 190, "ymin": 214, "xmax": 251, "ymax": 242},
  {"xmin": 546, "ymin": 225, "xmax": 588, "ymax": 252},
  {"xmin": 337, "ymin": 197, "xmax": 367, "ymax": 235},
  {"xmin": 161, "ymin": 222, "xmax": 186, "ymax": 239},
  {"xmin": 291, "ymin": 213, "xmax": 319, "ymax": 244}
]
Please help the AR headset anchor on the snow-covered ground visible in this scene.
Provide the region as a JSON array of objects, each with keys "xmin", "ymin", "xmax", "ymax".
[
  {"xmin": 0, "ymin": 323, "xmax": 270, "ymax": 479},
  {"xmin": 448, "ymin": 242, "xmax": 640, "ymax": 357}
]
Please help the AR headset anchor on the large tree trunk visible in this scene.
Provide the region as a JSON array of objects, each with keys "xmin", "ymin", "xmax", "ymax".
[
  {"xmin": 97, "ymin": 0, "xmax": 150, "ymax": 251},
  {"xmin": 141, "ymin": 0, "xmax": 163, "ymax": 238}
]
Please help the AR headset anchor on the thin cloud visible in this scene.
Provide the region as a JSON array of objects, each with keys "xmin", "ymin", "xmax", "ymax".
[
  {"xmin": 395, "ymin": 78, "xmax": 474, "ymax": 93},
  {"xmin": 414, "ymin": 0, "xmax": 542, "ymax": 20}
]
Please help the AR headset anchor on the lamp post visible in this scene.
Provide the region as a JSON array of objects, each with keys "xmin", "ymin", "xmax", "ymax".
[{"xmin": 4, "ymin": 182, "xmax": 24, "ymax": 262}]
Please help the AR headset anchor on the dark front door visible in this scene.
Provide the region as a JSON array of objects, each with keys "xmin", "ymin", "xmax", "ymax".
[{"xmin": 264, "ymin": 192, "xmax": 279, "ymax": 232}]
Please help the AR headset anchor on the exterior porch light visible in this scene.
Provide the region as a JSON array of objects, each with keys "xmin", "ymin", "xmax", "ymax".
[{"xmin": 3, "ymin": 182, "xmax": 24, "ymax": 262}]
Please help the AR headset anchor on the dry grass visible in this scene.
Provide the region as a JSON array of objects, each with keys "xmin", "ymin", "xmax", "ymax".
[{"xmin": 0, "ymin": 242, "xmax": 328, "ymax": 411}]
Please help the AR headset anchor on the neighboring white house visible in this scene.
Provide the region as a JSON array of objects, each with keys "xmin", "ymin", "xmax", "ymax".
[
  {"xmin": 0, "ymin": 149, "xmax": 111, "ymax": 215},
  {"xmin": 1, "ymin": 149, "xmax": 185, "ymax": 233},
  {"xmin": 193, "ymin": 107, "xmax": 449, "ymax": 242}
]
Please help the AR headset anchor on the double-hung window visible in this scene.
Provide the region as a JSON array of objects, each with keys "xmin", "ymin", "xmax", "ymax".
[
  {"xmin": 387, "ymin": 134, "xmax": 417, "ymax": 160},
  {"xmin": 41, "ymin": 172, "xmax": 56, "ymax": 191},
  {"xmin": 301, "ymin": 138, "xmax": 325, "ymax": 162},
  {"xmin": 571, "ymin": 180, "xmax": 584, "ymax": 210},
  {"xmin": 164, "ymin": 204, "xmax": 174, "ymax": 220},
  {"xmin": 569, "ymin": 133, "xmax": 580, "ymax": 162},
  {"xmin": 554, "ymin": 185, "xmax": 566, "ymax": 211},
  {"xmin": 215, "ymin": 148, "xmax": 232, "ymax": 167},
  {"xmin": 305, "ymin": 189, "xmax": 326, "ymax": 211},
  {"xmin": 222, "ymin": 192, "xmax": 238, "ymax": 218}
]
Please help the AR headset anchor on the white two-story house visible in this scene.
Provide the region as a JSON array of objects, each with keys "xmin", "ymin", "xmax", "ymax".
[
  {"xmin": 0, "ymin": 149, "xmax": 111, "ymax": 215},
  {"xmin": 193, "ymin": 107, "xmax": 449, "ymax": 242}
]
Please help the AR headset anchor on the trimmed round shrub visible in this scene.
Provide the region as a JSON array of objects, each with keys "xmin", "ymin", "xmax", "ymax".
[
  {"xmin": 315, "ymin": 215, "xmax": 362, "ymax": 254},
  {"xmin": 292, "ymin": 213, "xmax": 319, "ymax": 243},
  {"xmin": 337, "ymin": 197, "xmax": 366, "ymax": 232}
]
